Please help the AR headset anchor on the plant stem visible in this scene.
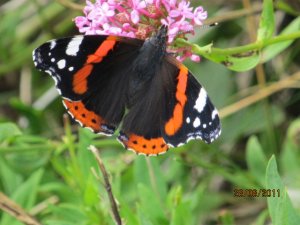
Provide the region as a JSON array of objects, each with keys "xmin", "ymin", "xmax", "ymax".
[
  {"xmin": 177, "ymin": 31, "xmax": 300, "ymax": 56},
  {"xmin": 89, "ymin": 145, "xmax": 122, "ymax": 225}
]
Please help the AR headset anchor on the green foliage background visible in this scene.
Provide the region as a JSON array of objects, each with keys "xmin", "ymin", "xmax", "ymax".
[{"xmin": 0, "ymin": 0, "xmax": 300, "ymax": 225}]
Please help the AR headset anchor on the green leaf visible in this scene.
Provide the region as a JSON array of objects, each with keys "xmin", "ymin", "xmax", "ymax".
[
  {"xmin": 262, "ymin": 17, "xmax": 300, "ymax": 63},
  {"xmin": 137, "ymin": 204, "xmax": 155, "ymax": 225},
  {"xmin": 224, "ymin": 51, "xmax": 260, "ymax": 72},
  {"xmin": 0, "ymin": 122, "xmax": 22, "ymax": 143},
  {"xmin": 119, "ymin": 200, "xmax": 139, "ymax": 225},
  {"xmin": 266, "ymin": 156, "xmax": 300, "ymax": 225},
  {"xmin": 257, "ymin": 0, "xmax": 275, "ymax": 41},
  {"xmin": 276, "ymin": 1, "xmax": 300, "ymax": 17},
  {"xmin": 44, "ymin": 220, "xmax": 80, "ymax": 225},
  {"xmin": 246, "ymin": 136, "xmax": 268, "ymax": 187},
  {"xmin": 219, "ymin": 211, "xmax": 235, "ymax": 225},
  {"xmin": 137, "ymin": 184, "xmax": 168, "ymax": 225},
  {"xmin": 134, "ymin": 157, "xmax": 167, "ymax": 202},
  {"xmin": 170, "ymin": 201, "xmax": 193, "ymax": 225},
  {"xmin": 201, "ymin": 48, "xmax": 260, "ymax": 72},
  {"xmin": 0, "ymin": 169, "xmax": 44, "ymax": 225},
  {"xmin": 83, "ymin": 174, "xmax": 99, "ymax": 206},
  {"xmin": 0, "ymin": 156, "xmax": 23, "ymax": 195},
  {"xmin": 250, "ymin": 210, "xmax": 269, "ymax": 225},
  {"xmin": 44, "ymin": 203, "xmax": 87, "ymax": 224},
  {"xmin": 167, "ymin": 186, "xmax": 193, "ymax": 225},
  {"xmin": 280, "ymin": 119, "xmax": 300, "ymax": 186},
  {"xmin": 77, "ymin": 128, "xmax": 98, "ymax": 176}
]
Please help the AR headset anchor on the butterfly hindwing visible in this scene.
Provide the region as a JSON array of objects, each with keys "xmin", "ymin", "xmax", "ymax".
[
  {"xmin": 117, "ymin": 51, "xmax": 170, "ymax": 155},
  {"xmin": 117, "ymin": 55, "xmax": 221, "ymax": 155},
  {"xmin": 162, "ymin": 57, "xmax": 221, "ymax": 147},
  {"xmin": 33, "ymin": 35, "xmax": 143, "ymax": 134}
]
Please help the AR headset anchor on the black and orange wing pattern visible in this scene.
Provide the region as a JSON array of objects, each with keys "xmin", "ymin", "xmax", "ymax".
[
  {"xmin": 33, "ymin": 35, "xmax": 143, "ymax": 135},
  {"xmin": 161, "ymin": 57, "xmax": 221, "ymax": 147},
  {"xmin": 33, "ymin": 27, "xmax": 221, "ymax": 155}
]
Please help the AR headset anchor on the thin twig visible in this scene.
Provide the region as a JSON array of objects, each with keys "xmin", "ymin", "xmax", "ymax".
[
  {"xmin": 20, "ymin": 66, "xmax": 32, "ymax": 105},
  {"xmin": 88, "ymin": 145, "xmax": 122, "ymax": 225},
  {"xmin": 219, "ymin": 71, "xmax": 300, "ymax": 118},
  {"xmin": 0, "ymin": 192, "xmax": 42, "ymax": 225},
  {"xmin": 30, "ymin": 196, "xmax": 59, "ymax": 216}
]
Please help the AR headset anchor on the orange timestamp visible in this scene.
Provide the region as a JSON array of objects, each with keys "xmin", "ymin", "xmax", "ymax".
[{"xmin": 233, "ymin": 188, "xmax": 280, "ymax": 197}]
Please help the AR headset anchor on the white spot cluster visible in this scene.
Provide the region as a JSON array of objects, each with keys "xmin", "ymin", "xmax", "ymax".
[
  {"xmin": 66, "ymin": 36, "xmax": 83, "ymax": 56},
  {"xmin": 194, "ymin": 88, "xmax": 207, "ymax": 113}
]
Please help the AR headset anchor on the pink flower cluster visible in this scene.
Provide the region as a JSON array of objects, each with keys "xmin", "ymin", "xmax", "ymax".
[{"xmin": 75, "ymin": 0, "xmax": 207, "ymax": 62}]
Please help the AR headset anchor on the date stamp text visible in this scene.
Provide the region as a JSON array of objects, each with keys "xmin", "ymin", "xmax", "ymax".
[{"xmin": 233, "ymin": 189, "xmax": 280, "ymax": 197}]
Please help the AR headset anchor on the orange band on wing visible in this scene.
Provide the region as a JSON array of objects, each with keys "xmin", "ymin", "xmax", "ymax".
[
  {"xmin": 164, "ymin": 65, "xmax": 188, "ymax": 136},
  {"xmin": 72, "ymin": 36, "xmax": 118, "ymax": 94},
  {"xmin": 120, "ymin": 133, "xmax": 168, "ymax": 155},
  {"xmin": 63, "ymin": 99, "xmax": 103, "ymax": 132},
  {"xmin": 86, "ymin": 36, "xmax": 117, "ymax": 64},
  {"xmin": 73, "ymin": 64, "xmax": 93, "ymax": 94}
]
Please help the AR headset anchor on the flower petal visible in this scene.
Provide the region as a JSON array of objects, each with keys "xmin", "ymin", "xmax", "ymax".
[{"xmin": 130, "ymin": 10, "xmax": 140, "ymax": 24}]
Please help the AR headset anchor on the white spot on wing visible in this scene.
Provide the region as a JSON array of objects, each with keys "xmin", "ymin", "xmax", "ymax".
[
  {"xmin": 203, "ymin": 124, "xmax": 207, "ymax": 128},
  {"xmin": 194, "ymin": 88, "xmax": 207, "ymax": 113},
  {"xmin": 51, "ymin": 58, "xmax": 55, "ymax": 62},
  {"xmin": 50, "ymin": 41, "xmax": 56, "ymax": 49},
  {"xmin": 45, "ymin": 70, "xmax": 53, "ymax": 76},
  {"xmin": 57, "ymin": 59, "xmax": 66, "ymax": 69},
  {"xmin": 69, "ymin": 67, "xmax": 74, "ymax": 71},
  {"xmin": 193, "ymin": 117, "xmax": 201, "ymax": 128},
  {"xmin": 212, "ymin": 109, "xmax": 218, "ymax": 119},
  {"xmin": 66, "ymin": 36, "xmax": 84, "ymax": 56},
  {"xmin": 52, "ymin": 76, "xmax": 58, "ymax": 86},
  {"xmin": 186, "ymin": 117, "xmax": 190, "ymax": 124}
]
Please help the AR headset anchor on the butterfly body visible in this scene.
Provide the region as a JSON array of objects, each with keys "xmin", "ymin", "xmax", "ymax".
[{"xmin": 33, "ymin": 26, "xmax": 221, "ymax": 155}]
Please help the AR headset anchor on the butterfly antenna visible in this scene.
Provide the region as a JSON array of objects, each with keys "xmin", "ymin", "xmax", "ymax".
[{"xmin": 200, "ymin": 22, "xmax": 219, "ymax": 29}]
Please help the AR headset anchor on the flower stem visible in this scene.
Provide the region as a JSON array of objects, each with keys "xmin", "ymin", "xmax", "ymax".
[{"xmin": 177, "ymin": 31, "xmax": 300, "ymax": 56}]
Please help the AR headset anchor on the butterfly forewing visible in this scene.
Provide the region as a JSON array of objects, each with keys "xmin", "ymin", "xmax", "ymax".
[
  {"xmin": 33, "ymin": 35, "xmax": 143, "ymax": 134},
  {"xmin": 161, "ymin": 58, "xmax": 221, "ymax": 147}
]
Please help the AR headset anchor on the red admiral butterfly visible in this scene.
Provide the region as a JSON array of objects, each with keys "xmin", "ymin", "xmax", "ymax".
[{"xmin": 33, "ymin": 26, "xmax": 221, "ymax": 155}]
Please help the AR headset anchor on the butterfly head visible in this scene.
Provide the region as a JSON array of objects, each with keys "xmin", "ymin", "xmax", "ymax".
[{"xmin": 148, "ymin": 25, "xmax": 168, "ymax": 52}]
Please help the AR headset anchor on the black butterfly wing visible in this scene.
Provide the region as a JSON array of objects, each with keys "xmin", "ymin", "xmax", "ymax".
[
  {"xmin": 161, "ymin": 57, "xmax": 221, "ymax": 147},
  {"xmin": 33, "ymin": 35, "xmax": 143, "ymax": 135}
]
